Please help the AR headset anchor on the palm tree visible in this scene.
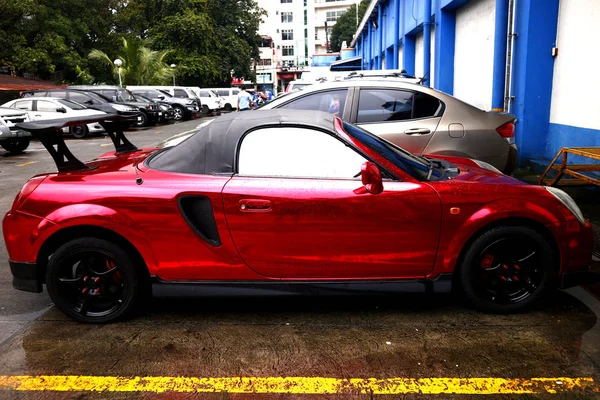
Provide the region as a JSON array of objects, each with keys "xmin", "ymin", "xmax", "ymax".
[{"xmin": 89, "ymin": 38, "xmax": 175, "ymax": 85}]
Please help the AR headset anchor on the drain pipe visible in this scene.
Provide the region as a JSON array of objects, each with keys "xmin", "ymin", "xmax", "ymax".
[
  {"xmin": 504, "ymin": 0, "xmax": 517, "ymax": 113},
  {"xmin": 491, "ymin": 0, "xmax": 509, "ymax": 112},
  {"xmin": 422, "ymin": 0, "xmax": 432, "ymax": 87}
]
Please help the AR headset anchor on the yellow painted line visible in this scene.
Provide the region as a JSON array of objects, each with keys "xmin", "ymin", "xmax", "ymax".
[
  {"xmin": 0, "ymin": 376, "xmax": 597, "ymax": 394},
  {"xmin": 154, "ymin": 131, "xmax": 161, "ymax": 134},
  {"xmin": 16, "ymin": 161, "xmax": 38, "ymax": 167},
  {"xmin": 100, "ymin": 143, "xmax": 112, "ymax": 147}
]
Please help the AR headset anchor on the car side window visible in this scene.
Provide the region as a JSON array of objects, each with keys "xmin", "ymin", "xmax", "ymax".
[
  {"xmin": 238, "ymin": 127, "xmax": 366, "ymax": 179},
  {"xmin": 217, "ymin": 90, "xmax": 228, "ymax": 97},
  {"xmin": 51, "ymin": 91, "xmax": 67, "ymax": 99},
  {"xmin": 414, "ymin": 91, "xmax": 443, "ymax": 119},
  {"xmin": 174, "ymin": 89, "xmax": 187, "ymax": 98},
  {"xmin": 12, "ymin": 100, "xmax": 33, "ymax": 111},
  {"xmin": 199, "ymin": 91, "xmax": 209, "ymax": 98},
  {"xmin": 69, "ymin": 92, "xmax": 94, "ymax": 104},
  {"xmin": 36, "ymin": 100, "xmax": 58, "ymax": 112},
  {"xmin": 278, "ymin": 89, "xmax": 347, "ymax": 116},
  {"xmin": 357, "ymin": 89, "xmax": 414, "ymax": 123}
]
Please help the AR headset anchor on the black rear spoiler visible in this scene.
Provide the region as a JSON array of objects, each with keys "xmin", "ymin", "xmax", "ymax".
[{"xmin": 16, "ymin": 114, "xmax": 138, "ymax": 172}]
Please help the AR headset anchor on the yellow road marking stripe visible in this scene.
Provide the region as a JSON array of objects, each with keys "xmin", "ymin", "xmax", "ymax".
[
  {"xmin": 0, "ymin": 376, "xmax": 597, "ymax": 394},
  {"xmin": 100, "ymin": 143, "xmax": 112, "ymax": 147},
  {"xmin": 16, "ymin": 161, "xmax": 38, "ymax": 167}
]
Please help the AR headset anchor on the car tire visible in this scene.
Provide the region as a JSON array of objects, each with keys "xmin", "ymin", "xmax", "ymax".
[
  {"xmin": 0, "ymin": 138, "xmax": 30, "ymax": 153},
  {"xmin": 201, "ymin": 105, "xmax": 210, "ymax": 116},
  {"xmin": 136, "ymin": 112, "xmax": 148, "ymax": 127},
  {"xmin": 172, "ymin": 106, "xmax": 185, "ymax": 121},
  {"xmin": 224, "ymin": 103, "xmax": 232, "ymax": 112},
  {"xmin": 70, "ymin": 124, "xmax": 88, "ymax": 139},
  {"xmin": 45, "ymin": 237, "xmax": 143, "ymax": 324},
  {"xmin": 459, "ymin": 226, "xmax": 556, "ymax": 313}
]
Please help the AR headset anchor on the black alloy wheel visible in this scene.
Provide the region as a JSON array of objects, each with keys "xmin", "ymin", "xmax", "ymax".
[
  {"xmin": 224, "ymin": 103, "xmax": 232, "ymax": 112},
  {"xmin": 1, "ymin": 138, "xmax": 30, "ymax": 153},
  {"xmin": 201, "ymin": 105, "xmax": 210, "ymax": 116},
  {"xmin": 460, "ymin": 226, "xmax": 555, "ymax": 313},
  {"xmin": 70, "ymin": 124, "xmax": 88, "ymax": 139},
  {"xmin": 136, "ymin": 112, "xmax": 148, "ymax": 127},
  {"xmin": 46, "ymin": 238, "xmax": 142, "ymax": 323},
  {"xmin": 172, "ymin": 106, "xmax": 184, "ymax": 121}
]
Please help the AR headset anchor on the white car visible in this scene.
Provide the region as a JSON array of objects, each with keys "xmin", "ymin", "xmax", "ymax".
[
  {"xmin": 0, "ymin": 107, "xmax": 31, "ymax": 153},
  {"xmin": 188, "ymin": 88, "xmax": 224, "ymax": 115},
  {"xmin": 2, "ymin": 98, "xmax": 107, "ymax": 139},
  {"xmin": 212, "ymin": 88, "xmax": 240, "ymax": 111}
]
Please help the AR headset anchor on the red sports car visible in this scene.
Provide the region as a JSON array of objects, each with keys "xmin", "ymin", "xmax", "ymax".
[{"xmin": 3, "ymin": 110, "xmax": 596, "ymax": 323}]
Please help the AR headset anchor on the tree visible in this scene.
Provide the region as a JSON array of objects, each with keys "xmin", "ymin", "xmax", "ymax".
[
  {"xmin": 89, "ymin": 38, "xmax": 175, "ymax": 85},
  {"xmin": 330, "ymin": 0, "xmax": 370, "ymax": 53},
  {"xmin": 117, "ymin": 0, "xmax": 266, "ymax": 86},
  {"xmin": 0, "ymin": 0, "xmax": 118, "ymax": 81}
]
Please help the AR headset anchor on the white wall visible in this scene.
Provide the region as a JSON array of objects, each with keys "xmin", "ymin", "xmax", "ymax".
[
  {"xmin": 453, "ymin": 0, "xmax": 495, "ymax": 110},
  {"xmin": 398, "ymin": 45, "xmax": 403, "ymax": 71},
  {"xmin": 549, "ymin": 0, "xmax": 600, "ymax": 130},
  {"xmin": 430, "ymin": 25, "xmax": 435, "ymax": 88},
  {"xmin": 415, "ymin": 32, "xmax": 424, "ymax": 77}
]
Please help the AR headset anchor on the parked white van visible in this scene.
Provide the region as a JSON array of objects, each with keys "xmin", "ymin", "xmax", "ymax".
[
  {"xmin": 212, "ymin": 88, "xmax": 240, "ymax": 111},
  {"xmin": 187, "ymin": 88, "xmax": 224, "ymax": 114}
]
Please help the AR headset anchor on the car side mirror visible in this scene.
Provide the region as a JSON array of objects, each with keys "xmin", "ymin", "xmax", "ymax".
[
  {"xmin": 158, "ymin": 95, "xmax": 165, "ymax": 99},
  {"xmin": 84, "ymin": 100, "xmax": 93, "ymax": 105},
  {"xmin": 359, "ymin": 161, "xmax": 383, "ymax": 195},
  {"xmin": 56, "ymin": 107, "xmax": 67, "ymax": 113}
]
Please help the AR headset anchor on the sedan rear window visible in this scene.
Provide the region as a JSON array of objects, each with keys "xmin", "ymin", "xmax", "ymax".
[{"xmin": 357, "ymin": 89, "xmax": 443, "ymax": 123}]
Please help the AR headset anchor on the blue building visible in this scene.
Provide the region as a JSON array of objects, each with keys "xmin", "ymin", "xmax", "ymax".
[{"xmin": 351, "ymin": 0, "xmax": 600, "ymax": 167}]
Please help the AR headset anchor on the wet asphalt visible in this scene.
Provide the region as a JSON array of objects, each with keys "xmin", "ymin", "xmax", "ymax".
[{"xmin": 0, "ymin": 117, "xmax": 598, "ymax": 399}]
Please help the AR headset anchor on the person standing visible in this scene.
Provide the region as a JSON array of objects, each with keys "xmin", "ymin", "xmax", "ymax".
[{"xmin": 237, "ymin": 85, "xmax": 252, "ymax": 111}]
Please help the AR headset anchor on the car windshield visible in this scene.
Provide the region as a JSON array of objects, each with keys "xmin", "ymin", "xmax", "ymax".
[
  {"xmin": 120, "ymin": 89, "xmax": 137, "ymax": 102},
  {"xmin": 146, "ymin": 89, "xmax": 170, "ymax": 98},
  {"xmin": 57, "ymin": 99, "xmax": 86, "ymax": 110},
  {"xmin": 342, "ymin": 121, "xmax": 432, "ymax": 181}
]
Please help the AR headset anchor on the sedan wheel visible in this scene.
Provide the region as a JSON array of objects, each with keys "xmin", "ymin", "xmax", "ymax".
[
  {"xmin": 173, "ymin": 106, "xmax": 184, "ymax": 121},
  {"xmin": 202, "ymin": 105, "xmax": 210, "ymax": 116},
  {"xmin": 459, "ymin": 226, "xmax": 555, "ymax": 313},
  {"xmin": 70, "ymin": 124, "xmax": 88, "ymax": 139},
  {"xmin": 136, "ymin": 112, "xmax": 148, "ymax": 127},
  {"xmin": 46, "ymin": 238, "xmax": 142, "ymax": 323}
]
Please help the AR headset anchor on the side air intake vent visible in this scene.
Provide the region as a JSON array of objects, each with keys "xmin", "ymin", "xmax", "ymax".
[{"xmin": 178, "ymin": 196, "xmax": 221, "ymax": 246}]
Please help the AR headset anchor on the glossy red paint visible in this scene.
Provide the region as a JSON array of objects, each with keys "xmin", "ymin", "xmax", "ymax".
[{"xmin": 2, "ymin": 116, "xmax": 594, "ymax": 288}]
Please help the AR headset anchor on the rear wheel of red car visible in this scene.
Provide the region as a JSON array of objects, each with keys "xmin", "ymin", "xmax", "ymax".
[
  {"xmin": 46, "ymin": 238, "xmax": 141, "ymax": 323},
  {"xmin": 459, "ymin": 226, "xmax": 556, "ymax": 313}
]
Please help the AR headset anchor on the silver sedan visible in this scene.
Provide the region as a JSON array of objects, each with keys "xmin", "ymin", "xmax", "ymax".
[{"xmin": 259, "ymin": 79, "xmax": 517, "ymax": 174}]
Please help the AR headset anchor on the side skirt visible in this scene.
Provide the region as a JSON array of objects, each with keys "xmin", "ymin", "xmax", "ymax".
[{"xmin": 151, "ymin": 274, "xmax": 453, "ymax": 297}]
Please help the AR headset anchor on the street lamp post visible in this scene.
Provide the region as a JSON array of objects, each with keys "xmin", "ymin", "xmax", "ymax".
[
  {"xmin": 114, "ymin": 58, "xmax": 123, "ymax": 87},
  {"xmin": 170, "ymin": 64, "xmax": 176, "ymax": 86}
]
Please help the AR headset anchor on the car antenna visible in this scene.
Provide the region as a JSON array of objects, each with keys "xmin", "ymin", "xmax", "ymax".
[
  {"xmin": 417, "ymin": 70, "xmax": 430, "ymax": 85},
  {"xmin": 135, "ymin": 165, "xmax": 144, "ymax": 185}
]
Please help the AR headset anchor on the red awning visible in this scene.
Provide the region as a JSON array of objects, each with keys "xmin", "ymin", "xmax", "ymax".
[{"xmin": 0, "ymin": 75, "xmax": 67, "ymax": 91}]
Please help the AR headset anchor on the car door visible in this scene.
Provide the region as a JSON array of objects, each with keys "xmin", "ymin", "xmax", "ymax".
[
  {"xmin": 352, "ymin": 88, "xmax": 443, "ymax": 155},
  {"xmin": 32, "ymin": 100, "xmax": 63, "ymax": 121},
  {"xmin": 222, "ymin": 126, "xmax": 441, "ymax": 279}
]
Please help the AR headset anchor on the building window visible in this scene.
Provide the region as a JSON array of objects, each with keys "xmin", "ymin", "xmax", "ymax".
[
  {"xmin": 325, "ymin": 0, "xmax": 345, "ymax": 2},
  {"xmin": 304, "ymin": 9, "xmax": 307, "ymax": 25},
  {"xmin": 282, "ymin": 45, "xmax": 294, "ymax": 56},
  {"xmin": 282, "ymin": 29, "xmax": 294, "ymax": 40},
  {"xmin": 315, "ymin": 28, "xmax": 318, "ymax": 40},
  {"xmin": 257, "ymin": 59, "xmax": 272, "ymax": 66},
  {"xmin": 281, "ymin": 12, "xmax": 293, "ymax": 23},
  {"xmin": 326, "ymin": 10, "xmax": 346, "ymax": 22},
  {"xmin": 281, "ymin": 0, "xmax": 292, "ymax": 3}
]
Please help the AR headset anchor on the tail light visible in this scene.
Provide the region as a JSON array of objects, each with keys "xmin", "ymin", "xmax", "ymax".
[
  {"xmin": 496, "ymin": 122, "xmax": 515, "ymax": 144},
  {"xmin": 11, "ymin": 175, "xmax": 46, "ymax": 211}
]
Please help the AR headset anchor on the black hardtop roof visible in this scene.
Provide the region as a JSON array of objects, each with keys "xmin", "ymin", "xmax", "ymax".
[{"xmin": 148, "ymin": 110, "xmax": 337, "ymax": 175}]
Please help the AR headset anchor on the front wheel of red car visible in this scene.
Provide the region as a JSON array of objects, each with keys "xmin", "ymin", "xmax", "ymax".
[
  {"xmin": 46, "ymin": 238, "xmax": 142, "ymax": 323},
  {"xmin": 459, "ymin": 226, "xmax": 556, "ymax": 313}
]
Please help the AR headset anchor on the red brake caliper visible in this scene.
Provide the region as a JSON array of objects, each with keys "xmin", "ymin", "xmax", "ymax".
[{"xmin": 480, "ymin": 254, "xmax": 494, "ymax": 269}]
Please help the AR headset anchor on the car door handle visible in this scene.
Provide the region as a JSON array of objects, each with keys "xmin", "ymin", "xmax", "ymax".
[
  {"xmin": 34, "ymin": 114, "xmax": 42, "ymax": 117},
  {"xmin": 404, "ymin": 128, "xmax": 431, "ymax": 135},
  {"xmin": 239, "ymin": 199, "xmax": 272, "ymax": 212}
]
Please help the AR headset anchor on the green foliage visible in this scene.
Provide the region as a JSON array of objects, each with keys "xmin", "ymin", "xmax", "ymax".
[
  {"xmin": 0, "ymin": 0, "xmax": 265, "ymax": 86},
  {"xmin": 89, "ymin": 38, "xmax": 175, "ymax": 85},
  {"xmin": 330, "ymin": 0, "xmax": 370, "ymax": 53}
]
